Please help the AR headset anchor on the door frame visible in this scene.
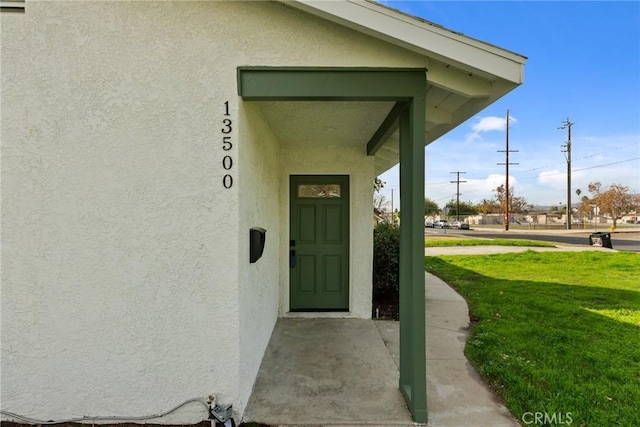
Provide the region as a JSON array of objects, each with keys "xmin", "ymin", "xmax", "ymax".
[{"xmin": 289, "ymin": 175, "xmax": 350, "ymax": 312}]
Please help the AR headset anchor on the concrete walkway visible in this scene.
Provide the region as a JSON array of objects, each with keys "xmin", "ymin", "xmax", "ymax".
[
  {"xmin": 376, "ymin": 274, "xmax": 519, "ymax": 427},
  {"xmin": 244, "ymin": 273, "xmax": 520, "ymax": 426},
  {"xmin": 425, "ymin": 244, "xmax": 614, "ymax": 257}
]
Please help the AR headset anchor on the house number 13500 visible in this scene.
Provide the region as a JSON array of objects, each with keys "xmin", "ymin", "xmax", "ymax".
[{"xmin": 221, "ymin": 101, "xmax": 233, "ymax": 188}]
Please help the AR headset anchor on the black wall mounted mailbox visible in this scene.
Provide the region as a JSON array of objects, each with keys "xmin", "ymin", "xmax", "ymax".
[{"xmin": 249, "ymin": 227, "xmax": 266, "ymax": 263}]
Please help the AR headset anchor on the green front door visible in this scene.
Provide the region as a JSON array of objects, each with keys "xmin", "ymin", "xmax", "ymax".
[{"xmin": 290, "ymin": 175, "xmax": 349, "ymax": 311}]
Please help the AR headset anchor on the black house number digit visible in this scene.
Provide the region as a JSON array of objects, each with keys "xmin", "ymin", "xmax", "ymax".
[
  {"xmin": 223, "ymin": 174, "xmax": 233, "ymax": 189},
  {"xmin": 221, "ymin": 119, "xmax": 232, "ymax": 134},
  {"xmin": 222, "ymin": 136, "xmax": 232, "ymax": 151}
]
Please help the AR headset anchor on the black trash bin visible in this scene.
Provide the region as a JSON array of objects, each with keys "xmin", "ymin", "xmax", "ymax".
[{"xmin": 589, "ymin": 232, "xmax": 613, "ymax": 249}]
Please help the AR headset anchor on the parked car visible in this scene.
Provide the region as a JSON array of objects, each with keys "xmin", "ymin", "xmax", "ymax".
[
  {"xmin": 433, "ymin": 220, "xmax": 450, "ymax": 229},
  {"xmin": 450, "ymin": 221, "xmax": 470, "ymax": 230},
  {"xmin": 424, "ymin": 221, "xmax": 434, "ymax": 228}
]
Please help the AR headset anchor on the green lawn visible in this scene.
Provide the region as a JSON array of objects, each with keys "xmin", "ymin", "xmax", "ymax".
[{"xmin": 425, "ymin": 251, "xmax": 640, "ymax": 427}]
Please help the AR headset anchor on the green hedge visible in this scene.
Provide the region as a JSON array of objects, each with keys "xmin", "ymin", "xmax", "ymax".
[{"xmin": 373, "ymin": 222, "xmax": 400, "ymax": 303}]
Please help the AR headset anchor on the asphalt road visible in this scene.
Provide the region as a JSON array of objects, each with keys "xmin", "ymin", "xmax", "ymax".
[{"xmin": 427, "ymin": 228, "xmax": 640, "ymax": 253}]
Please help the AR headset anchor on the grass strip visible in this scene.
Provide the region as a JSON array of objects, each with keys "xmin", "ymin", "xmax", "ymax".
[{"xmin": 425, "ymin": 251, "xmax": 640, "ymax": 427}]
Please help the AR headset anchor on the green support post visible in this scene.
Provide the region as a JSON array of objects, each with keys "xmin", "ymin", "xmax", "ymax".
[{"xmin": 399, "ymin": 93, "xmax": 427, "ymax": 423}]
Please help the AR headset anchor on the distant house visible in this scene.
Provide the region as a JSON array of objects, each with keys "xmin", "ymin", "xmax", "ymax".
[
  {"xmin": 1, "ymin": 1, "xmax": 525, "ymax": 424},
  {"xmin": 621, "ymin": 212, "xmax": 639, "ymax": 224},
  {"xmin": 467, "ymin": 214, "xmax": 504, "ymax": 225}
]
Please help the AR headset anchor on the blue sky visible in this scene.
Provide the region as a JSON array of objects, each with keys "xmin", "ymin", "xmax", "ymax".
[{"xmin": 377, "ymin": 1, "xmax": 640, "ymax": 208}]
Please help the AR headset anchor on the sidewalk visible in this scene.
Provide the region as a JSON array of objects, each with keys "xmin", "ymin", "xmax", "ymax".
[
  {"xmin": 425, "ymin": 244, "xmax": 615, "ymax": 256},
  {"xmin": 461, "ymin": 227, "xmax": 639, "ymax": 234},
  {"xmin": 375, "ymin": 273, "xmax": 519, "ymax": 427}
]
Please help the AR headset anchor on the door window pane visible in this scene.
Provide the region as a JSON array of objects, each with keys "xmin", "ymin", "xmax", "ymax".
[{"xmin": 298, "ymin": 184, "xmax": 341, "ymax": 198}]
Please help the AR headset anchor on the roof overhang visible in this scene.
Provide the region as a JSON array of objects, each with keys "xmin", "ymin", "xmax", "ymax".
[
  {"xmin": 285, "ymin": 0, "xmax": 526, "ymax": 82},
  {"xmin": 268, "ymin": 0, "xmax": 527, "ymax": 174}
]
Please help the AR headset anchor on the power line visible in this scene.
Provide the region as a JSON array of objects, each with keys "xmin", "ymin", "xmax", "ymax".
[
  {"xmin": 421, "ymin": 157, "xmax": 637, "ymax": 200},
  {"xmin": 538, "ymin": 157, "xmax": 640, "ymax": 177},
  {"xmin": 577, "ymin": 145, "xmax": 633, "ymax": 161},
  {"xmin": 519, "ymin": 144, "xmax": 635, "ymax": 174},
  {"xmin": 574, "ymin": 157, "xmax": 640, "ymax": 172},
  {"xmin": 429, "ymin": 193, "xmax": 458, "ymax": 202}
]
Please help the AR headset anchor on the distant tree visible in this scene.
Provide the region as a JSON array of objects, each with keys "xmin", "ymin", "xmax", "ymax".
[
  {"xmin": 444, "ymin": 200, "xmax": 479, "ymax": 218},
  {"xmin": 424, "ymin": 198, "xmax": 440, "ymax": 216},
  {"xmin": 633, "ymin": 194, "xmax": 640, "ymax": 212},
  {"xmin": 374, "ymin": 194, "xmax": 389, "ymax": 216},
  {"xmin": 373, "ymin": 178, "xmax": 388, "ymax": 216},
  {"xmin": 374, "ymin": 177, "xmax": 385, "ymax": 193},
  {"xmin": 478, "ymin": 198, "xmax": 501, "ymax": 214},
  {"xmin": 575, "ymin": 189, "xmax": 586, "ymax": 218},
  {"xmin": 494, "ymin": 184, "xmax": 532, "ymax": 213},
  {"xmin": 577, "ymin": 195, "xmax": 592, "ymax": 218},
  {"xmin": 587, "ymin": 182, "xmax": 636, "ymax": 227}
]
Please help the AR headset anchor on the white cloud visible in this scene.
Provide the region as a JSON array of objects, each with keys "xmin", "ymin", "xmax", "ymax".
[
  {"xmin": 466, "ymin": 115, "xmax": 517, "ymax": 142},
  {"xmin": 463, "ymin": 174, "xmax": 518, "ymax": 200},
  {"xmin": 473, "ymin": 116, "xmax": 508, "ymax": 133},
  {"xmin": 421, "ymin": 174, "xmax": 519, "ymax": 205},
  {"xmin": 537, "ymin": 169, "xmax": 565, "ymax": 190}
]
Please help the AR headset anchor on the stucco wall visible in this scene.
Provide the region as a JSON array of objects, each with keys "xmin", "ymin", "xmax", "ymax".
[
  {"xmin": 1, "ymin": 0, "xmax": 426, "ymax": 423},
  {"xmin": 236, "ymin": 102, "xmax": 281, "ymax": 413},
  {"xmin": 0, "ymin": 2, "xmax": 243, "ymax": 423}
]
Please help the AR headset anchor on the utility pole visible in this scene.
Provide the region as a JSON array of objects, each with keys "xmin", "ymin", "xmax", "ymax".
[
  {"xmin": 559, "ymin": 117, "xmax": 574, "ymax": 230},
  {"xmin": 497, "ymin": 110, "xmax": 518, "ymax": 231},
  {"xmin": 450, "ymin": 171, "xmax": 467, "ymax": 221}
]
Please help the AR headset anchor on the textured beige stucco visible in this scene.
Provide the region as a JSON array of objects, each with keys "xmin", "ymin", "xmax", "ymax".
[
  {"xmin": 1, "ymin": 1, "xmax": 426, "ymax": 423},
  {"xmin": 237, "ymin": 101, "xmax": 281, "ymax": 414}
]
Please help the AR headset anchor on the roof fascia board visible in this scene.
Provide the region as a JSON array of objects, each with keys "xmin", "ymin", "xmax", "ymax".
[{"xmin": 284, "ymin": 0, "xmax": 525, "ymax": 84}]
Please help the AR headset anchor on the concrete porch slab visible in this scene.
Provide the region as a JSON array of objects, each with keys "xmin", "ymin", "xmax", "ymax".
[
  {"xmin": 243, "ymin": 318, "xmax": 414, "ymax": 426},
  {"xmin": 244, "ymin": 273, "xmax": 519, "ymax": 426}
]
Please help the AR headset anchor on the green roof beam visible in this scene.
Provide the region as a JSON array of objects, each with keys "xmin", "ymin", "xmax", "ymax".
[
  {"xmin": 366, "ymin": 102, "xmax": 406, "ymax": 156},
  {"xmin": 238, "ymin": 67, "xmax": 426, "ymax": 101}
]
